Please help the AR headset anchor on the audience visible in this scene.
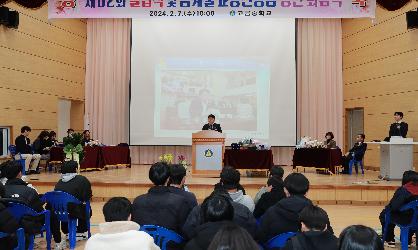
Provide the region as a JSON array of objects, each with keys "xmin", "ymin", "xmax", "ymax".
[
  {"xmin": 253, "ymin": 176, "xmax": 286, "ymax": 219},
  {"xmin": 184, "ymin": 194, "xmax": 234, "ymax": 250},
  {"xmin": 50, "ymin": 160, "xmax": 92, "ymax": 249},
  {"xmin": 85, "ymin": 197, "xmax": 159, "ymax": 250},
  {"xmin": 256, "ymin": 173, "xmax": 332, "ymax": 243},
  {"xmin": 168, "ymin": 164, "xmax": 198, "ymax": 211},
  {"xmin": 339, "ymin": 225, "xmax": 383, "ymax": 250},
  {"xmin": 207, "ymin": 223, "xmax": 259, "ymax": 250},
  {"xmin": 218, "ymin": 167, "xmax": 255, "ymax": 212},
  {"xmin": 33, "ymin": 130, "xmax": 51, "ymax": 160},
  {"xmin": 380, "ymin": 170, "xmax": 418, "ymax": 247},
  {"xmin": 14, "ymin": 126, "xmax": 41, "ymax": 174},
  {"xmin": 282, "ymin": 205, "xmax": 338, "ymax": 250},
  {"xmin": 0, "ymin": 183, "xmax": 20, "ymax": 250},
  {"xmin": 254, "ymin": 165, "xmax": 284, "ymax": 204},
  {"xmin": 132, "ymin": 162, "xmax": 190, "ymax": 234}
]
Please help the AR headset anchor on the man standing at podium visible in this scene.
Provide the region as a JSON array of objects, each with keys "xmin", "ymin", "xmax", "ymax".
[
  {"xmin": 202, "ymin": 114, "xmax": 222, "ymax": 133},
  {"xmin": 384, "ymin": 112, "xmax": 408, "ymax": 141}
]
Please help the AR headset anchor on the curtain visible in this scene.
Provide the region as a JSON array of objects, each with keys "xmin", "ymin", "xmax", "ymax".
[
  {"xmin": 85, "ymin": 18, "xmax": 131, "ymax": 145},
  {"xmin": 297, "ymin": 18, "xmax": 343, "ymax": 147}
]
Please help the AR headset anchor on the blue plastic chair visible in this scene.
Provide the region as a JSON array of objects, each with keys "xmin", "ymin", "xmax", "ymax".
[
  {"xmin": 264, "ymin": 232, "xmax": 297, "ymax": 249},
  {"xmin": 140, "ymin": 225, "xmax": 184, "ymax": 250},
  {"xmin": 348, "ymin": 159, "xmax": 364, "ymax": 175},
  {"xmin": 8, "ymin": 145, "xmax": 26, "ymax": 176},
  {"xmin": 7, "ymin": 202, "xmax": 51, "ymax": 250},
  {"xmin": 383, "ymin": 200, "xmax": 418, "ymax": 250},
  {"xmin": 42, "ymin": 191, "xmax": 91, "ymax": 250},
  {"xmin": 0, "ymin": 228, "xmax": 25, "ymax": 250}
]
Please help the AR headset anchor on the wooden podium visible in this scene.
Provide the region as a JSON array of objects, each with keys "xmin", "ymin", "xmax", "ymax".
[{"xmin": 192, "ymin": 130, "xmax": 225, "ymax": 175}]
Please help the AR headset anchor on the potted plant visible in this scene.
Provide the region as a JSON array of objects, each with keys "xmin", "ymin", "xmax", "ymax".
[{"xmin": 63, "ymin": 132, "xmax": 84, "ymax": 167}]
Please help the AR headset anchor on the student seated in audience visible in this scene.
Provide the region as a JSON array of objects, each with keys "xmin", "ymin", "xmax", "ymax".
[
  {"xmin": 380, "ymin": 170, "xmax": 418, "ymax": 247},
  {"xmin": 33, "ymin": 130, "xmax": 51, "ymax": 160},
  {"xmin": 182, "ymin": 188, "xmax": 257, "ymax": 239},
  {"xmin": 168, "ymin": 164, "xmax": 198, "ymax": 211},
  {"xmin": 253, "ymin": 176, "xmax": 286, "ymax": 219},
  {"xmin": 254, "ymin": 165, "xmax": 284, "ymax": 204},
  {"xmin": 341, "ymin": 133, "xmax": 367, "ymax": 174},
  {"xmin": 14, "ymin": 126, "xmax": 41, "ymax": 174},
  {"xmin": 0, "ymin": 183, "xmax": 20, "ymax": 250},
  {"xmin": 0, "ymin": 161, "xmax": 8, "ymax": 185},
  {"xmin": 207, "ymin": 223, "xmax": 259, "ymax": 250},
  {"xmin": 51, "ymin": 160, "xmax": 92, "ymax": 249},
  {"xmin": 85, "ymin": 197, "xmax": 159, "ymax": 250},
  {"xmin": 184, "ymin": 194, "xmax": 235, "ymax": 250},
  {"xmin": 217, "ymin": 166, "xmax": 255, "ymax": 212},
  {"xmin": 339, "ymin": 225, "xmax": 383, "ymax": 250},
  {"xmin": 282, "ymin": 205, "xmax": 338, "ymax": 250},
  {"xmin": 256, "ymin": 173, "xmax": 332, "ymax": 243},
  {"xmin": 3, "ymin": 160, "xmax": 44, "ymax": 212},
  {"xmin": 324, "ymin": 132, "xmax": 337, "ymax": 149},
  {"xmin": 132, "ymin": 162, "xmax": 190, "ymax": 234}
]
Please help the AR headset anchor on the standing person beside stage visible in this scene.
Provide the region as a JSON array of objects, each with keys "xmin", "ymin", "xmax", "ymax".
[
  {"xmin": 341, "ymin": 134, "xmax": 367, "ymax": 174},
  {"xmin": 324, "ymin": 132, "xmax": 337, "ymax": 149},
  {"xmin": 202, "ymin": 114, "xmax": 222, "ymax": 133},
  {"xmin": 384, "ymin": 112, "xmax": 408, "ymax": 141}
]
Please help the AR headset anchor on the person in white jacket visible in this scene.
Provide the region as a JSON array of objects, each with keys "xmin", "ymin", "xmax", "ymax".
[{"xmin": 85, "ymin": 197, "xmax": 160, "ymax": 250}]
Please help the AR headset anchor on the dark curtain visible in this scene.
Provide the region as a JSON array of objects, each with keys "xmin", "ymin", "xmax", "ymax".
[
  {"xmin": 0, "ymin": 0, "xmax": 47, "ymax": 9},
  {"xmin": 377, "ymin": 0, "xmax": 412, "ymax": 11}
]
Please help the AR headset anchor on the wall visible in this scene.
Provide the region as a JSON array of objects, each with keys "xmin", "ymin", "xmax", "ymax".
[
  {"xmin": 0, "ymin": 3, "xmax": 86, "ymax": 141},
  {"xmin": 342, "ymin": 2, "xmax": 418, "ymax": 170}
]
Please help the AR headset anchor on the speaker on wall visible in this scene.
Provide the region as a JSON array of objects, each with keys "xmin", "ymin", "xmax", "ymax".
[
  {"xmin": 406, "ymin": 10, "xmax": 418, "ymax": 29},
  {"xmin": 7, "ymin": 10, "xmax": 19, "ymax": 29},
  {"xmin": 0, "ymin": 6, "xmax": 9, "ymax": 25}
]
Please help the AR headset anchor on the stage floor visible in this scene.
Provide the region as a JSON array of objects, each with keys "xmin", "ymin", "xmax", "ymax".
[{"xmin": 29, "ymin": 165, "xmax": 400, "ymax": 205}]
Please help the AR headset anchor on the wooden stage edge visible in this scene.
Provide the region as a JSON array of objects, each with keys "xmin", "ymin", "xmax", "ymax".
[{"xmin": 30, "ymin": 165, "xmax": 400, "ymax": 206}]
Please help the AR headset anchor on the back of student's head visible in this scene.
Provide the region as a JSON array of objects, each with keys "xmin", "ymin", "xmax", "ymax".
[
  {"xmin": 0, "ymin": 161, "xmax": 8, "ymax": 179},
  {"xmin": 149, "ymin": 162, "xmax": 170, "ymax": 186},
  {"xmin": 270, "ymin": 165, "xmax": 284, "ymax": 179},
  {"xmin": 284, "ymin": 173, "xmax": 309, "ymax": 195},
  {"xmin": 61, "ymin": 160, "xmax": 78, "ymax": 174},
  {"xmin": 202, "ymin": 194, "xmax": 234, "ymax": 223},
  {"xmin": 402, "ymin": 170, "xmax": 418, "ymax": 185},
  {"xmin": 220, "ymin": 167, "xmax": 240, "ymax": 190},
  {"xmin": 339, "ymin": 225, "xmax": 383, "ymax": 250},
  {"xmin": 267, "ymin": 176, "xmax": 283, "ymax": 191},
  {"xmin": 299, "ymin": 205, "xmax": 329, "ymax": 231},
  {"xmin": 208, "ymin": 223, "xmax": 260, "ymax": 250},
  {"xmin": 169, "ymin": 164, "xmax": 186, "ymax": 185},
  {"xmin": 3, "ymin": 161, "xmax": 22, "ymax": 179},
  {"xmin": 103, "ymin": 197, "xmax": 132, "ymax": 222}
]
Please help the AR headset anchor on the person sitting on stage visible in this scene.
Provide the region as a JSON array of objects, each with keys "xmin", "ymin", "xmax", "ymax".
[
  {"xmin": 256, "ymin": 173, "xmax": 333, "ymax": 243},
  {"xmin": 15, "ymin": 126, "xmax": 41, "ymax": 175},
  {"xmin": 339, "ymin": 225, "xmax": 383, "ymax": 250},
  {"xmin": 282, "ymin": 205, "xmax": 338, "ymax": 250},
  {"xmin": 184, "ymin": 194, "xmax": 234, "ymax": 250},
  {"xmin": 202, "ymin": 114, "xmax": 222, "ymax": 133},
  {"xmin": 82, "ymin": 130, "xmax": 93, "ymax": 146},
  {"xmin": 168, "ymin": 164, "xmax": 198, "ymax": 211},
  {"xmin": 51, "ymin": 160, "xmax": 92, "ymax": 248},
  {"xmin": 218, "ymin": 167, "xmax": 254, "ymax": 212},
  {"xmin": 33, "ymin": 130, "xmax": 51, "ymax": 160},
  {"xmin": 132, "ymin": 162, "xmax": 190, "ymax": 235},
  {"xmin": 384, "ymin": 112, "xmax": 408, "ymax": 141},
  {"xmin": 254, "ymin": 165, "xmax": 284, "ymax": 204},
  {"xmin": 47, "ymin": 131, "xmax": 59, "ymax": 147},
  {"xmin": 85, "ymin": 197, "xmax": 159, "ymax": 250},
  {"xmin": 253, "ymin": 176, "xmax": 286, "ymax": 219},
  {"xmin": 379, "ymin": 170, "xmax": 418, "ymax": 248},
  {"xmin": 324, "ymin": 132, "xmax": 337, "ymax": 149},
  {"xmin": 341, "ymin": 134, "xmax": 367, "ymax": 174},
  {"xmin": 182, "ymin": 189, "xmax": 257, "ymax": 239}
]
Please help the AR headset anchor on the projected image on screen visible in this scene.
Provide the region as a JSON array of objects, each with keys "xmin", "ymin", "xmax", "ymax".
[{"xmin": 154, "ymin": 58, "xmax": 269, "ymax": 139}]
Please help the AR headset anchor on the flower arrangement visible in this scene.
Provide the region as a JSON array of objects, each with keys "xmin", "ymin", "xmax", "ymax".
[
  {"xmin": 63, "ymin": 132, "xmax": 84, "ymax": 161},
  {"xmin": 159, "ymin": 153, "xmax": 174, "ymax": 164},
  {"xmin": 178, "ymin": 155, "xmax": 189, "ymax": 170},
  {"xmin": 297, "ymin": 136, "xmax": 325, "ymax": 149}
]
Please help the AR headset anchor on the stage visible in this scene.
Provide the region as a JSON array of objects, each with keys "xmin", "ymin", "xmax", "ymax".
[{"xmin": 29, "ymin": 165, "xmax": 400, "ymax": 205}]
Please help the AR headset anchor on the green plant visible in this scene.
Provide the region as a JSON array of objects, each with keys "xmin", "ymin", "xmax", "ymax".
[{"xmin": 63, "ymin": 132, "xmax": 84, "ymax": 161}]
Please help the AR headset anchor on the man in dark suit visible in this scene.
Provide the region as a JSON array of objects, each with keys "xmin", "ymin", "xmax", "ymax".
[
  {"xmin": 342, "ymin": 134, "xmax": 367, "ymax": 174},
  {"xmin": 202, "ymin": 114, "xmax": 222, "ymax": 133},
  {"xmin": 385, "ymin": 112, "xmax": 408, "ymax": 141}
]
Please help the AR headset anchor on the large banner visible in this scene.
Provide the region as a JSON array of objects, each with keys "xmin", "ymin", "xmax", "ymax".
[{"xmin": 48, "ymin": 0, "xmax": 375, "ymax": 18}]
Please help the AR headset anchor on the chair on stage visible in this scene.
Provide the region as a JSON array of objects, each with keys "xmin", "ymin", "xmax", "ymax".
[
  {"xmin": 264, "ymin": 232, "xmax": 297, "ymax": 249},
  {"xmin": 139, "ymin": 225, "xmax": 184, "ymax": 250},
  {"xmin": 8, "ymin": 145, "xmax": 26, "ymax": 176},
  {"xmin": 42, "ymin": 191, "xmax": 91, "ymax": 250},
  {"xmin": 7, "ymin": 202, "xmax": 51, "ymax": 250},
  {"xmin": 382, "ymin": 200, "xmax": 418, "ymax": 250},
  {"xmin": 0, "ymin": 228, "xmax": 25, "ymax": 250}
]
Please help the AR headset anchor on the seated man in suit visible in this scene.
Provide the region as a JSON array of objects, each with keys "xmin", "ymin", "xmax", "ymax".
[
  {"xmin": 14, "ymin": 126, "xmax": 41, "ymax": 174},
  {"xmin": 202, "ymin": 114, "xmax": 222, "ymax": 133},
  {"xmin": 384, "ymin": 112, "xmax": 408, "ymax": 141},
  {"xmin": 342, "ymin": 134, "xmax": 367, "ymax": 174}
]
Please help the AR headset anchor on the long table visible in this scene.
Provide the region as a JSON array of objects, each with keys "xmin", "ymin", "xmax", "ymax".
[
  {"xmin": 292, "ymin": 148, "xmax": 342, "ymax": 174},
  {"xmin": 49, "ymin": 146, "xmax": 131, "ymax": 171},
  {"xmin": 224, "ymin": 149, "xmax": 274, "ymax": 169}
]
